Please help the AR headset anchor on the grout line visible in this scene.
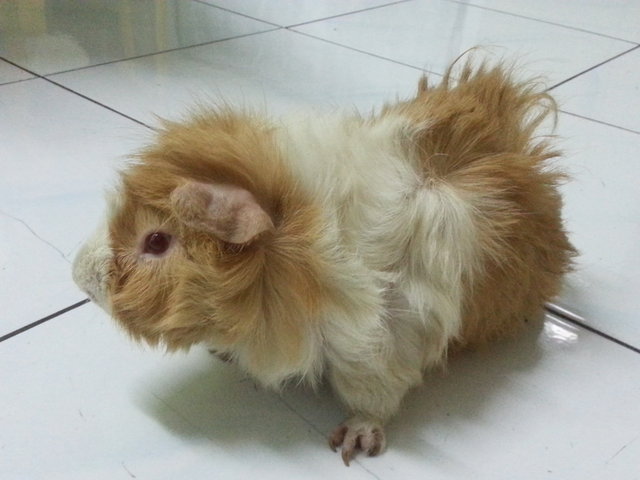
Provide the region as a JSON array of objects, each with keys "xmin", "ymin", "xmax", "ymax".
[
  {"xmin": 545, "ymin": 303, "xmax": 586, "ymax": 324},
  {"xmin": 192, "ymin": 0, "xmax": 282, "ymax": 27},
  {"xmin": 278, "ymin": 395, "xmax": 327, "ymax": 438},
  {"xmin": 277, "ymin": 395, "xmax": 383, "ymax": 478},
  {"xmin": 285, "ymin": 0, "xmax": 413, "ymax": 29},
  {"xmin": 196, "ymin": 0, "xmax": 412, "ymax": 29},
  {"xmin": 445, "ymin": 0, "xmax": 640, "ymax": 45},
  {"xmin": 0, "ymin": 55, "xmax": 154, "ymax": 129},
  {"xmin": 0, "ymin": 299, "xmax": 91, "ymax": 343},
  {"xmin": 548, "ymin": 44, "xmax": 640, "ymax": 91},
  {"xmin": 42, "ymin": 77, "xmax": 154, "ymax": 129},
  {"xmin": 0, "ymin": 57, "xmax": 38, "ymax": 85},
  {"xmin": 558, "ymin": 110, "xmax": 640, "ymax": 135},
  {"xmin": 289, "ymin": 29, "xmax": 442, "ymax": 77},
  {"xmin": 0, "ymin": 76, "xmax": 38, "ymax": 87},
  {"xmin": 545, "ymin": 303, "xmax": 640, "ymax": 355},
  {"xmin": 1, "ymin": 28, "xmax": 281, "ymax": 129}
]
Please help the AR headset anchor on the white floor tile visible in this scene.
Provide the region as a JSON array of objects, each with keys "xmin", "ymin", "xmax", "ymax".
[
  {"xmin": 454, "ymin": 0, "xmax": 640, "ymax": 43},
  {"xmin": 553, "ymin": 113, "xmax": 640, "ymax": 348},
  {"xmin": 0, "ymin": 79, "xmax": 147, "ymax": 255},
  {"xmin": 202, "ymin": 0, "xmax": 402, "ymax": 26},
  {"xmin": 0, "ymin": 304, "xmax": 375, "ymax": 480},
  {"xmin": 0, "ymin": 79, "xmax": 147, "ymax": 333},
  {"xmin": 0, "ymin": 0, "xmax": 273, "ymax": 75},
  {"xmin": 49, "ymin": 29, "xmax": 424, "ymax": 122},
  {"xmin": 378, "ymin": 315, "xmax": 640, "ymax": 480},
  {"xmin": 3, "ymin": 305, "xmax": 639, "ymax": 479},
  {"xmin": 286, "ymin": 315, "xmax": 640, "ymax": 479},
  {"xmin": 293, "ymin": 0, "xmax": 633, "ymax": 86},
  {"xmin": 0, "ymin": 214, "xmax": 81, "ymax": 337},
  {"xmin": 0, "ymin": 59, "xmax": 33, "ymax": 84},
  {"xmin": 554, "ymin": 47, "xmax": 640, "ymax": 133}
]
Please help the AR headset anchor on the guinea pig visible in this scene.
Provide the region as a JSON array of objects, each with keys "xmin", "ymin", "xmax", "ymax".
[{"xmin": 72, "ymin": 60, "xmax": 576, "ymax": 465}]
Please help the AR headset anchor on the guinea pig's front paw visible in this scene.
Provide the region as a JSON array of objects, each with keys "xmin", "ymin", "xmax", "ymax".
[{"xmin": 328, "ymin": 416, "xmax": 386, "ymax": 466}]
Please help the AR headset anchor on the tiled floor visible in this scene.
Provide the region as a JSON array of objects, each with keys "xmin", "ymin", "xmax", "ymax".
[{"xmin": 1, "ymin": 1, "xmax": 639, "ymax": 479}]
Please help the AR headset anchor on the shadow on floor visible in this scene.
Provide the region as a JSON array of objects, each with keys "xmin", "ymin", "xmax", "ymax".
[{"xmin": 134, "ymin": 316, "xmax": 545, "ymax": 460}]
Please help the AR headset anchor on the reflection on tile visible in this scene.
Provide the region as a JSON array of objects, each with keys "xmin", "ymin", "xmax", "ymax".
[
  {"xmin": 202, "ymin": 0, "xmax": 401, "ymax": 27},
  {"xmin": 0, "ymin": 59, "xmax": 34, "ymax": 84},
  {"xmin": 50, "ymin": 29, "xmax": 424, "ymax": 122},
  {"xmin": 455, "ymin": 0, "xmax": 640, "ymax": 43},
  {"xmin": 0, "ymin": 304, "xmax": 374, "ymax": 480},
  {"xmin": 554, "ymin": 47, "xmax": 640, "ymax": 133},
  {"xmin": 543, "ymin": 319, "xmax": 579, "ymax": 346},
  {"xmin": 294, "ymin": 0, "xmax": 632, "ymax": 86},
  {"xmin": 554, "ymin": 113, "xmax": 640, "ymax": 348},
  {"xmin": 0, "ymin": 0, "xmax": 273, "ymax": 75}
]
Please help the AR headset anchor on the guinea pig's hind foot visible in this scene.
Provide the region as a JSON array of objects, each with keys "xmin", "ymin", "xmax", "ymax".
[{"xmin": 328, "ymin": 417, "xmax": 386, "ymax": 466}]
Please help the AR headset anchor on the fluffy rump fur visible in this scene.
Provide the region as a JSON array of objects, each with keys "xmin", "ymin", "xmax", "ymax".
[
  {"xmin": 388, "ymin": 63, "xmax": 576, "ymax": 348},
  {"xmin": 73, "ymin": 59, "xmax": 576, "ymax": 464}
]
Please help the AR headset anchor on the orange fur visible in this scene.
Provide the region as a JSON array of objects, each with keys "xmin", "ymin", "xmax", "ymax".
[
  {"xmin": 386, "ymin": 62, "xmax": 576, "ymax": 346},
  {"xmin": 108, "ymin": 112, "xmax": 328, "ymax": 378}
]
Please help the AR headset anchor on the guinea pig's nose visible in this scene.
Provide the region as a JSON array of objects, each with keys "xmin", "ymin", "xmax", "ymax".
[{"xmin": 72, "ymin": 224, "xmax": 113, "ymax": 313}]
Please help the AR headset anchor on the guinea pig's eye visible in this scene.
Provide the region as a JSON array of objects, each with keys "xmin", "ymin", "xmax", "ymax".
[{"xmin": 143, "ymin": 232, "xmax": 172, "ymax": 255}]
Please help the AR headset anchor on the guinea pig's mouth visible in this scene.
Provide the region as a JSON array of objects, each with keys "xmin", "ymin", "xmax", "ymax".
[
  {"xmin": 72, "ymin": 266, "xmax": 111, "ymax": 312},
  {"xmin": 82, "ymin": 281, "xmax": 108, "ymax": 308}
]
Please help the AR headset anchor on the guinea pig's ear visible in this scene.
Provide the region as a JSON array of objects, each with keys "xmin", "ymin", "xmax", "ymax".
[{"xmin": 170, "ymin": 181, "xmax": 274, "ymax": 244}]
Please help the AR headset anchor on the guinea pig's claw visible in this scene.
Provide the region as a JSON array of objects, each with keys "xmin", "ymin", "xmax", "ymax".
[
  {"xmin": 328, "ymin": 419, "xmax": 386, "ymax": 466},
  {"xmin": 328, "ymin": 424, "xmax": 348, "ymax": 453}
]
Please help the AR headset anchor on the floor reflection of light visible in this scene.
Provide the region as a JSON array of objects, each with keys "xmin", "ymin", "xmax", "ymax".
[{"xmin": 544, "ymin": 319, "xmax": 579, "ymax": 345}]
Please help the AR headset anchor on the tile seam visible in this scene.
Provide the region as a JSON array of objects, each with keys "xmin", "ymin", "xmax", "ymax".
[
  {"xmin": 285, "ymin": 0, "xmax": 413, "ymax": 29},
  {"xmin": 548, "ymin": 44, "xmax": 640, "ymax": 91},
  {"xmin": 0, "ymin": 299, "xmax": 90, "ymax": 343},
  {"xmin": 558, "ymin": 110, "xmax": 640, "ymax": 135},
  {"xmin": 545, "ymin": 304, "xmax": 640, "ymax": 355},
  {"xmin": 191, "ymin": 0, "xmax": 282, "ymax": 27},
  {"xmin": 444, "ymin": 0, "xmax": 640, "ymax": 45},
  {"xmin": 288, "ymin": 29, "xmax": 443, "ymax": 77},
  {"xmin": 277, "ymin": 395, "xmax": 384, "ymax": 479}
]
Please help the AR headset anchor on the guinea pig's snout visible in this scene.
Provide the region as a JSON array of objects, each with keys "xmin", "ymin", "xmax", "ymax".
[{"xmin": 72, "ymin": 224, "xmax": 113, "ymax": 312}]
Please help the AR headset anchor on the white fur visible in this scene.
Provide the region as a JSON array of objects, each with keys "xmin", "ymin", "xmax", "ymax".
[
  {"xmin": 72, "ymin": 220, "xmax": 111, "ymax": 312},
  {"xmin": 73, "ymin": 191, "xmax": 123, "ymax": 312},
  {"xmin": 275, "ymin": 112, "xmax": 480, "ymax": 422}
]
